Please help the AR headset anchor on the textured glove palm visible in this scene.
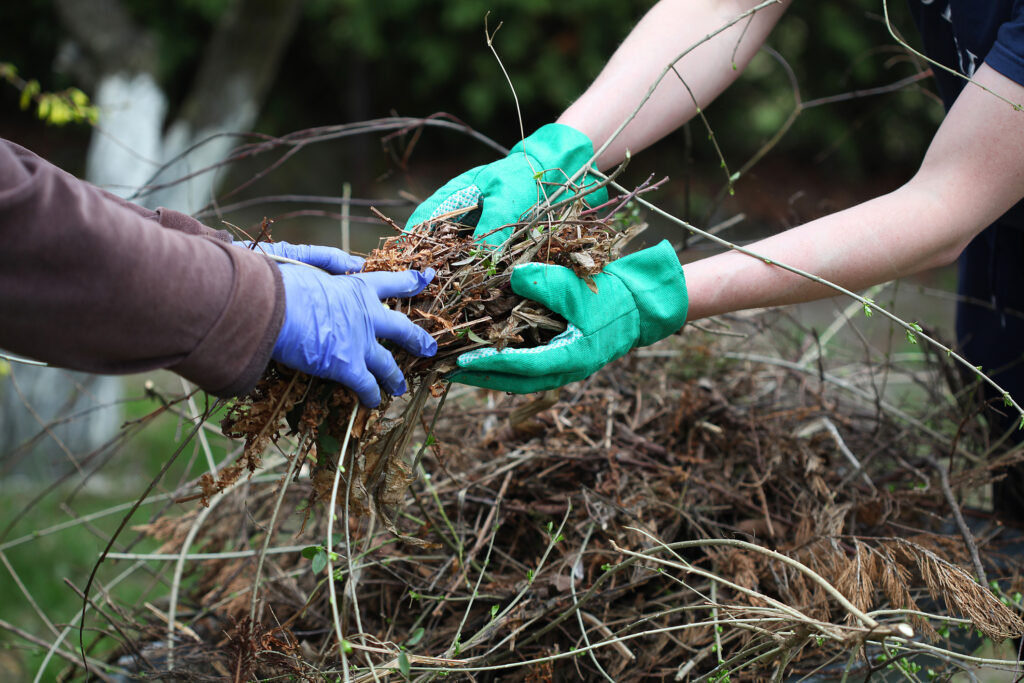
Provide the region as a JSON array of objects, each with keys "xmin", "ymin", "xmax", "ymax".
[
  {"xmin": 406, "ymin": 124, "xmax": 609, "ymax": 246},
  {"xmin": 273, "ymin": 265, "xmax": 438, "ymax": 407},
  {"xmin": 452, "ymin": 240, "xmax": 688, "ymax": 393}
]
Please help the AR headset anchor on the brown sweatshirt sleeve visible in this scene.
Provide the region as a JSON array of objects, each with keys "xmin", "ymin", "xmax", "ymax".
[{"xmin": 0, "ymin": 138, "xmax": 283, "ymax": 397}]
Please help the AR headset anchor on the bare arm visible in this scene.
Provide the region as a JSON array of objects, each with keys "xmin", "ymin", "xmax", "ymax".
[
  {"xmin": 684, "ymin": 64, "xmax": 1024, "ymax": 321},
  {"xmin": 558, "ymin": 0, "xmax": 790, "ymax": 169}
]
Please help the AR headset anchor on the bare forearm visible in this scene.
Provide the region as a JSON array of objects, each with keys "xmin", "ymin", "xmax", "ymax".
[
  {"xmin": 684, "ymin": 186, "xmax": 963, "ymax": 320},
  {"xmin": 684, "ymin": 65, "xmax": 1024, "ymax": 322},
  {"xmin": 558, "ymin": 0, "xmax": 789, "ymax": 169}
]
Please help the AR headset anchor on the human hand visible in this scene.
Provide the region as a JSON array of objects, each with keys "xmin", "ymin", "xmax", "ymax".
[
  {"xmin": 451, "ymin": 241, "xmax": 687, "ymax": 393},
  {"xmin": 406, "ymin": 124, "xmax": 609, "ymax": 246},
  {"xmin": 272, "ymin": 265, "xmax": 437, "ymax": 407},
  {"xmin": 233, "ymin": 240, "xmax": 365, "ymax": 274}
]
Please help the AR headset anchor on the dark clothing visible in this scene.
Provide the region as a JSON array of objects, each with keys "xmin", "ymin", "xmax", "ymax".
[
  {"xmin": 0, "ymin": 139, "xmax": 283, "ymax": 397},
  {"xmin": 910, "ymin": 1, "xmax": 1024, "ymax": 513},
  {"xmin": 908, "ymin": 0, "xmax": 1024, "ymax": 110}
]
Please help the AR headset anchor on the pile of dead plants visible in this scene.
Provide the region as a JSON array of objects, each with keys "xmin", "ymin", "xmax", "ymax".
[{"xmin": 111, "ymin": 266, "xmax": 1024, "ymax": 680}]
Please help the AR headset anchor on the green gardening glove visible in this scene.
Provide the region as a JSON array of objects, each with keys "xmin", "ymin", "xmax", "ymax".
[
  {"xmin": 452, "ymin": 240, "xmax": 688, "ymax": 392},
  {"xmin": 406, "ymin": 123, "xmax": 609, "ymax": 246}
]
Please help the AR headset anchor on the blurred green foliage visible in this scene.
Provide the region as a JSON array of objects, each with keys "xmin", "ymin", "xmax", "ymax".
[{"xmin": 0, "ymin": 0, "xmax": 944, "ymax": 177}]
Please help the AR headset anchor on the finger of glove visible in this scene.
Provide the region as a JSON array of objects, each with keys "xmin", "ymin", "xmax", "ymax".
[
  {"xmin": 457, "ymin": 322, "xmax": 633, "ymax": 380},
  {"xmin": 287, "ymin": 244, "xmax": 364, "ymax": 274},
  {"xmin": 471, "ymin": 193, "xmax": 520, "ymax": 246},
  {"xmin": 351, "ymin": 268, "xmax": 435, "ymax": 300},
  {"xmin": 342, "ymin": 366, "xmax": 383, "ymax": 408},
  {"xmin": 371, "ymin": 307, "xmax": 438, "ymax": 357},
  {"xmin": 508, "ymin": 263, "xmax": 605, "ymax": 324},
  {"xmin": 406, "ymin": 169, "xmax": 481, "ymax": 229},
  {"xmin": 449, "ymin": 367, "xmax": 581, "ymax": 394},
  {"xmin": 241, "ymin": 240, "xmax": 365, "ymax": 273},
  {"xmin": 365, "ymin": 342, "xmax": 408, "ymax": 397}
]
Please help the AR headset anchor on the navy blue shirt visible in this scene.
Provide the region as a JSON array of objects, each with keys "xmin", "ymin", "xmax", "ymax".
[{"xmin": 908, "ymin": 0, "xmax": 1024, "ymax": 109}]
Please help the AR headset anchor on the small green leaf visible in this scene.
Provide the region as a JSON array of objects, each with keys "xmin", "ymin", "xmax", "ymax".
[
  {"xmin": 862, "ymin": 298, "xmax": 874, "ymax": 318},
  {"xmin": 467, "ymin": 330, "xmax": 488, "ymax": 344},
  {"xmin": 398, "ymin": 651, "xmax": 411, "ymax": 677},
  {"xmin": 312, "ymin": 549, "xmax": 328, "ymax": 574},
  {"xmin": 1003, "ymin": 392, "xmax": 1013, "ymax": 407},
  {"xmin": 490, "ymin": 604, "xmax": 500, "ymax": 619},
  {"xmin": 424, "ymin": 433, "xmax": 436, "ymax": 447},
  {"xmin": 407, "ymin": 627, "xmax": 425, "ymax": 647},
  {"xmin": 20, "ymin": 79, "xmax": 39, "ymax": 110},
  {"xmin": 302, "ymin": 545, "xmax": 323, "ymax": 560},
  {"xmin": 341, "ymin": 639, "xmax": 353, "ymax": 655}
]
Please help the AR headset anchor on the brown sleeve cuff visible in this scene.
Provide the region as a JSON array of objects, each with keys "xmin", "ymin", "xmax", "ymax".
[{"xmin": 170, "ymin": 238, "xmax": 285, "ymax": 397}]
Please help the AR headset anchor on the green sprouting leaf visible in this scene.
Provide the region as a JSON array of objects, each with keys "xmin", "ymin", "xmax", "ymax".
[
  {"xmin": 68, "ymin": 87, "xmax": 88, "ymax": 107},
  {"xmin": 1003, "ymin": 392, "xmax": 1013, "ymax": 407},
  {"xmin": 36, "ymin": 95, "xmax": 50, "ymax": 120},
  {"xmin": 467, "ymin": 330, "xmax": 488, "ymax": 345},
  {"xmin": 526, "ymin": 569, "xmax": 535, "ymax": 582},
  {"xmin": 302, "ymin": 545, "xmax": 323, "ymax": 560},
  {"xmin": 862, "ymin": 298, "xmax": 874, "ymax": 318},
  {"xmin": 19, "ymin": 79, "xmax": 39, "ymax": 110},
  {"xmin": 341, "ymin": 639, "xmax": 353, "ymax": 655},
  {"xmin": 406, "ymin": 627, "xmax": 425, "ymax": 647},
  {"xmin": 312, "ymin": 549, "xmax": 328, "ymax": 574},
  {"xmin": 424, "ymin": 433, "xmax": 436, "ymax": 447},
  {"xmin": 398, "ymin": 651, "xmax": 411, "ymax": 677},
  {"xmin": 490, "ymin": 604, "xmax": 500, "ymax": 619}
]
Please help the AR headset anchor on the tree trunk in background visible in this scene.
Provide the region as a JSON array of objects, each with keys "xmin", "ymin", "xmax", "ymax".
[
  {"xmin": 0, "ymin": 0, "xmax": 299, "ymax": 477},
  {"xmin": 152, "ymin": 0, "xmax": 302, "ymax": 213}
]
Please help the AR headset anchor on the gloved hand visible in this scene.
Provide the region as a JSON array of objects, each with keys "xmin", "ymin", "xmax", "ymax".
[
  {"xmin": 406, "ymin": 123, "xmax": 609, "ymax": 246},
  {"xmin": 272, "ymin": 265, "xmax": 438, "ymax": 407},
  {"xmin": 233, "ymin": 240, "xmax": 364, "ymax": 274},
  {"xmin": 452, "ymin": 240, "xmax": 687, "ymax": 393}
]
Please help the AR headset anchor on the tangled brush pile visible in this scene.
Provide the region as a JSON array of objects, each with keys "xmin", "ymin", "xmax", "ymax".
[{"xmin": 214, "ymin": 204, "xmax": 648, "ymax": 539}]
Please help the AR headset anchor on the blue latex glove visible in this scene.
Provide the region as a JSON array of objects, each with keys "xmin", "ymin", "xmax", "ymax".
[
  {"xmin": 233, "ymin": 240, "xmax": 365, "ymax": 274},
  {"xmin": 272, "ymin": 265, "xmax": 438, "ymax": 407}
]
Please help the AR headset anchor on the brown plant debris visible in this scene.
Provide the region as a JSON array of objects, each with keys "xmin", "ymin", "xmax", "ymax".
[
  {"xmin": 215, "ymin": 208, "xmax": 646, "ymax": 527},
  {"xmin": 118, "ymin": 321, "xmax": 1024, "ymax": 681}
]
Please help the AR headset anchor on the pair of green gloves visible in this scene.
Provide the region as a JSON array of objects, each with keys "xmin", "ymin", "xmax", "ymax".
[{"xmin": 407, "ymin": 123, "xmax": 689, "ymax": 393}]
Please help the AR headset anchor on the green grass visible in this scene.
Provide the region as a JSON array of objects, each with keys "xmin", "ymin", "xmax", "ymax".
[{"xmin": 0, "ymin": 374, "xmax": 229, "ymax": 680}]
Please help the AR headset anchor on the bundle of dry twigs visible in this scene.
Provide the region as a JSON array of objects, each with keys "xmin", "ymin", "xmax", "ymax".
[{"xmin": 214, "ymin": 196, "xmax": 648, "ymax": 536}]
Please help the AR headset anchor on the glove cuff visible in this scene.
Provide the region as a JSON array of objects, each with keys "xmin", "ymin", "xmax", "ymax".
[
  {"xmin": 606, "ymin": 240, "xmax": 688, "ymax": 347},
  {"xmin": 509, "ymin": 123, "xmax": 609, "ymax": 208}
]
